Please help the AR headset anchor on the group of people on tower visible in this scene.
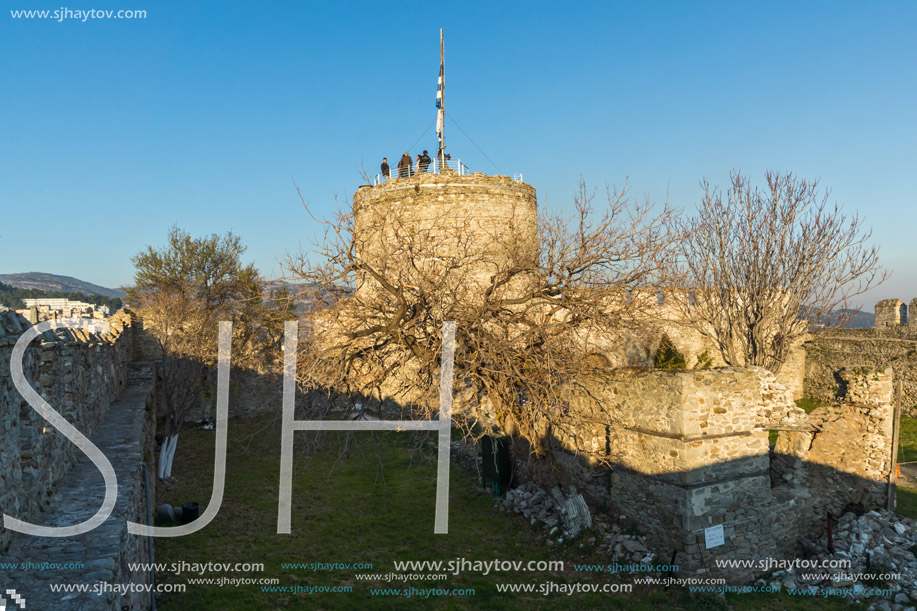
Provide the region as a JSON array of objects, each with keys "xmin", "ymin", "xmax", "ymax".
[{"xmin": 380, "ymin": 150, "xmax": 432, "ymax": 179}]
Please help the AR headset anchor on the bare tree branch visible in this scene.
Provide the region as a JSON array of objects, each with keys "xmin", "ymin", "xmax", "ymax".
[
  {"xmin": 674, "ymin": 171, "xmax": 887, "ymax": 373},
  {"xmin": 284, "ymin": 179, "xmax": 682, "ymax": 486}
]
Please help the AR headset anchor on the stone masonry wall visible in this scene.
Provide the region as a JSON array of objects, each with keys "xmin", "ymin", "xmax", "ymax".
[
  {"xmin": 803, "ymin": 297, "xmax": 917, "ymax": 416},
  {"xmin": 795, "ymin": 368, "xmax": 895, "ymax": 509},
  {"xmin": 352, "ymin": 171, "xmax": 538, "ymax": 296},
  {"xmin": 583, "ymin": 292, "xmax": 807, "ymax": 399},
  {"xmin": 557, "ymin": 365, "xmax": 896, "ymax": 582},
  {"xmin": 0, "ymin": 307, "xmax": 135, "ymax": 549},
  {"xmin": 0, "ymin": 362, "xmax": 157, "ymax": 610},
  {"xmin": 578, "ymin": 368, "xmax": 802, "ymax": 581},
  {"xmin": 804, "ymin": 327, "xmax": 917, "ymax": 416}
]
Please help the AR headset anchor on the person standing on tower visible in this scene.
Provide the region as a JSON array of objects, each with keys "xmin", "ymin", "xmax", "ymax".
[
  {"xmin": 419, "ymin": 150, "xmax": 432, "ymax": 172},
  {"xmin": 398, "ymin": 151, "xmax": 413, "ymax": 178},
  {"xmin": 381, "ymin": 157, "xmax": 390, "ymax": 179}
]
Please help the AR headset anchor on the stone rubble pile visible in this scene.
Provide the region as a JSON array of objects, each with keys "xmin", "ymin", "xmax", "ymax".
[
  {"xmin": 451, "ymin": 440, "xmax": 658, "ymax": 563},
  {"xmin": 763, "ymin": 509, "xmax": 915, "ymax": 610},
  {"xmin": 494, "ymin": 481, "xmax": 657, "ymax": 564},
  {"xmin": 497, "ymin": 483, "xmax": 560, "ymax": 532},
  {"xmin": 0, "ymin": 306, "xmax": 27, "ymax": 336}
]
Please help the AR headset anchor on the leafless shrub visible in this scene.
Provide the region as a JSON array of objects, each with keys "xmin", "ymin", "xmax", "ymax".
[{"xmin": 674, "ymin": 171, "xmax": 886, "ymax": 373}]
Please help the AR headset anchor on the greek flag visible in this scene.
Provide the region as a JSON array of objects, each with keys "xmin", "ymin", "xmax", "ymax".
[
  {"xmin": 435, "ymin": 61, "xmax": 444, "ymax": 137},
  {"xmin": 436, "ymin": 62, "xmax": 443, "ymax": 109},
  {"xmin": 436, "ymin": 29, "xmax": 444, "ymax": 139}
]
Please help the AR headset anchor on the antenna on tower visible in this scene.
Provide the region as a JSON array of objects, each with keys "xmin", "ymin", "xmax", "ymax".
[{"xmin": 435, "ymin": 28, "xmax": 446, "ymax": 169}]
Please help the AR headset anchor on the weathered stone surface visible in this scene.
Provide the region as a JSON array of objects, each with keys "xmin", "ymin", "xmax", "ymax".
[
  {"xmin": 543, "ymin": 365, "xmax": 896, "ymax": 584},
  {"xmin": 768, "ymin": 509, "xmax": 917, "ymax": 607},
  {"xmin": 804, "ymin": 298, "xmax": 917, "ymax": 416},
  {"xmin": 352, "ymin": 172, "xmax": 537, "ymax": 295},
  {"xmin": 0, "ymin": 308, "xmax": 156, "ymax": 610},
  {"xmin": 1, "ymin": 308, "xmax": 138, "ymax": 550}
]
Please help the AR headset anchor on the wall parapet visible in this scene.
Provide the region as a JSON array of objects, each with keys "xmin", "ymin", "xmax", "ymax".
[
  {"xmin": 0, "ymin": 307, "xmax": 139, "ymax": 551},
  {"xmin": 872, "ymin": 297, "xmax": 917, "ymax": 333}
]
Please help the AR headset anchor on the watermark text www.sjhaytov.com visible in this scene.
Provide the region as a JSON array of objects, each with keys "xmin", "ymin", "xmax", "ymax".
[{"xmin": 10, "ymin": 8, "xmax": 147, "ymax": 21}]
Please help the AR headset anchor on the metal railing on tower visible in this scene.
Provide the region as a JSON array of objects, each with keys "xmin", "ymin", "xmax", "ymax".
[{"xmin": 374, "ymin": 158, "xmax": 471, "ymax": 186}]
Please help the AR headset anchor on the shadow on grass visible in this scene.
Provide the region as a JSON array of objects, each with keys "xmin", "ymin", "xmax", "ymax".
[{"xmin": 151, "ymin": 415, "xmax": 865, "ymax": 610}]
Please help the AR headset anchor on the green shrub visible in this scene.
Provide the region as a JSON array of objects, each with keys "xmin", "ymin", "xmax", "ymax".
[
  {"xmin": 654, "ymin": 335, "xmax": 686, "ymax": 370},
  {"xmin": 694, "ymin": 349, "xmax": 714, "ymax": 369}
]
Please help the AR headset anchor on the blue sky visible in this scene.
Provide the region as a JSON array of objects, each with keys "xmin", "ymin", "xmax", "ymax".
[{"xmin": 1, "ymin": 1, "xmax": 914, "ymax": 309}]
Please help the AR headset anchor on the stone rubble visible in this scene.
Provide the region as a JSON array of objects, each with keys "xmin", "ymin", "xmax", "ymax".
[
  {"xmin": 764, "ymin": 509, "xmax": 916, "ymax": 609},
  {"xmin": 451, "ymin": 440, "xmax": 656, "ymax": 564},
  {"xmin": 495, "ymin": 481, "xmax": 662, "ymax": 564}
]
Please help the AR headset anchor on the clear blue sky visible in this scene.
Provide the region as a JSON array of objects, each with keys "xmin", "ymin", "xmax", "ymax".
[{"xmin": 2, "ymin": 1, "xmax": 914, "ymax": 309}]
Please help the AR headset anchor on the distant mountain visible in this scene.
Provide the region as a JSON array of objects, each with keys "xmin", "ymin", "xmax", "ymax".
[
  {"xmin": 815, "ymin": 308, "xmax": 875, "ymax": 329},
  {"xmin": 260, "ymin": 279, "xmax": 344, "ymax": 314},
  {"xmin": 839, "ymin": 309, "xmax": 875, "ymax": 329},
  {"xmin": 0, "ymin": 272, "xmax": 125, "ymax": 299}
]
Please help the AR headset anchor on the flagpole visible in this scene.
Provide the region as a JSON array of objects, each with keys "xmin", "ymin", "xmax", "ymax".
[{"xmin": 437, "ymin": 28, "xmax": 445, "ymax": 169}]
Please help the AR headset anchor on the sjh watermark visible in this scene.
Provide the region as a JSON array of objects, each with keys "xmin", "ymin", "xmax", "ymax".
[{"xmin": 5, "ymin": 320, "xmax": 456, "ymax": 539}]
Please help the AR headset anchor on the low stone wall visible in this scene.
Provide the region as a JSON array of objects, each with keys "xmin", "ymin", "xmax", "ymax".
[
  {"xmin": 114, "ymin": 364, "xmax": 157, "ymax": 611},
  {"xmin": 803, "ymin": 328, "xmax": 917, "ymax": 416},
  {"xmin": 0, "ymin": 363, "xmax": 156, "ymax": 610}
]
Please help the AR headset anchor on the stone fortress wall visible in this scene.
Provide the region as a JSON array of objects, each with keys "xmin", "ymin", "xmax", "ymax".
[
  {"xmin": 804, "ymin": 298, "xmax": 917, "ymax": 416},
  {"xmin": 652, "ymin": 294, "xmax": 917, "ymax": 414},
  {"xmin": 543, "ymin": 295, "xmax": 908, "ymax": 581},
  {"xmin": 0, "ymin": 307, "xmax": 156, "ymax": 609},
  {"xmin": 0, "ymin": 308, "xmax": 133, "ymax": 547},
  {"xmin": 589, "ymin": 291, "xmax": 809, "ymax": 400},
  {"xmin": 349, "ymin": 171, "xmax": 808, "ymax": 398}
]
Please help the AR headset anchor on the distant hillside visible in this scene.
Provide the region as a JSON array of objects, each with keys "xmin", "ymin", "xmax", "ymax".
[
  {"xmin": 839, "ymin": 309, "xmax": 875, "ymax": 329},
  {"xmin": 260, "ymin": 279, "xmax": 340, "ymax": 315},
  {"xmin": 0, "ymin": 281, "xmax": 122, "ymax": 312},
  {"xmin": 0, "ymin": 272, "xmax": 125, "ymax": 299},
  {"xmin": 816, "ymin": 308, "xmax": 875, "ymax": 329}
]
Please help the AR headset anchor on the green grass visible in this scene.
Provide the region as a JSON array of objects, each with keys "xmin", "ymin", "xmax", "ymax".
[
  {"xmin": 895, "ymin": 416, "xmax": 917, "ymax": 520},
  {"xmin": 896, "ymin": 487, "xmax": 917, "ymax": 520},
  {"xmin": 153, "ymin": 417, "xmax": 652, "ymax": 609},
  {"xmin": 794, "ymin": 398, "xmax": 821, "ymax": 414},
  {"xmin": 898, "ymin": 416, "xmax": 917, "ymax": 464},
  {"xmin": 896, "ymin": 415, "xmax": 917, "ymax": 520},
  {"xmin": 152, "ymin": 415, "xmax": 853, "ymax": 610}
]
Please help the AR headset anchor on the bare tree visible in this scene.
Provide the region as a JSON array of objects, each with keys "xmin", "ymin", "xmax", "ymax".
[
  {"xmin": 285, "ymin": 180, "xmax": 680, "ymax": 485},
  {"xmin": 675, "ymin": 171, "xmax": 886, "ymax": 373}
]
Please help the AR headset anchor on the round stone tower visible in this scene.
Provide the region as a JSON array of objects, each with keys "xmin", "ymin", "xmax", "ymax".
[{"xmin": 352, "ymin": 170, "xmax": 537, "ymax": 295}]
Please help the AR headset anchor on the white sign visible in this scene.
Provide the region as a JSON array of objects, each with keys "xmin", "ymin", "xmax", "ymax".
[{"xmin": 705, "ymin": 524, "xmax": 725, "ymax": 549}]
